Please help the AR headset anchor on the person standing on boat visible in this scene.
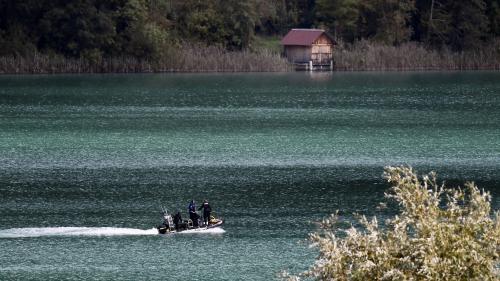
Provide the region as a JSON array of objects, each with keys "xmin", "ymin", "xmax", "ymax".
[
  {"xmin": 173, "ymin": 211, "xmax": 183, "ymax": 231},
  {"xmin": 188, "ymin": 199, "xmax": 199, "ymax": 227},
  {"xmin": 198, "ymin": 200, "xmax": 212, "ymax": 226}
]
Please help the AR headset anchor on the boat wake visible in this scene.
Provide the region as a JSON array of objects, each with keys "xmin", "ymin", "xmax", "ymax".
[{"xmin": 0, "ymin": 227, "xmax": 224, "ymax": 238}]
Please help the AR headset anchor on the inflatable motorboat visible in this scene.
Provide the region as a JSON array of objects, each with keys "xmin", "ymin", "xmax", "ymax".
[{"xmin": 156, "ymin": 207, "xmax": 224, "ymax": 234}]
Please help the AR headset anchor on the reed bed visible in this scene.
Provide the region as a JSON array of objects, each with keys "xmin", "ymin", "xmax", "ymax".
[
  {"xmin": 0, "ymin": 44, "xmax": 291, "ymax": 74},
  {"xmin": 334, "ymin": 40, "xmax": 500, "ymax": 71},
  {"xmin": 1, "ymin": 41, "xmax": 499, "ymax": 74}
]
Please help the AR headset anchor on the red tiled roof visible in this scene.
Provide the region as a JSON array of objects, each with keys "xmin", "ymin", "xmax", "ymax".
[{"xmin": 280, "ymin": 29, "xmax": 331, "ymax": 46}]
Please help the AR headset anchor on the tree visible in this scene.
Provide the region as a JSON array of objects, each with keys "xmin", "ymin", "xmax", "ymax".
[
  {"xmin": 38, "ymin": 0, "xmax": 117, "ymax": 58},
  {"xmin": 174, "ymin": 0, "xmax": 224, "ymax": 46},
  {"xmin": 315, "ymin": 0, "xmax": 360, "ymax": 42},
  {"xmin": 486, "ymin": 0, "xmax": 500, "ymax": 38},
  {"xmin": 422, "ymin": 0, "xmax": 489, "ymax": 50},
  {"xmin": 284, "ymin": 0, "xmax": 316, "ymax": 29},
  {"xmin": 173, "ymin": 0, "xmax": 257, "ymax": 49},
  {"xmin": 448, "ymin": 0, "xmax": 489, "ymax": 51},
  {"xmin": 220, "ymin": 0, "xmax": 257, "ymax": 49},
  {"xmin": 0, "ymin": 0, "xmax": 47, "ymax": 56},
  {"xmin": 253, "ymin": 0, "xmax": 281, "ymax": 35},
  {"xmin": 115, "ymin": 0, "xmax": 159, "ymax": 58},
  {"xmin": 285, "ymin": 166, "xmax": 500, "ymax": 280},
  {"xmin": 0, "ymin": 0, "xmax": 498, "ymax": 59},
  {"xmin": 358, "ymin": 0, "xmax": 416, "ymax": 45}
]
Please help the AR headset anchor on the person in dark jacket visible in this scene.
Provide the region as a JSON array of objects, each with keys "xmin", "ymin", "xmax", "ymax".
[
  {"xmin": 198, "ymin": 200, "xmax": 212, "ymax": 226},
  {"xmin": 173, "ymin": 211, "xmax": 182, "ymax": 231},
  {"xmin": 188, "ymin": 199, "xmax": 199, "ymax": 227}
]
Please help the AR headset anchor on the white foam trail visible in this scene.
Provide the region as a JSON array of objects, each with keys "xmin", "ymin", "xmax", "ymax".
[
  {"xmin": 0, "ymin": 226, "xmax": 226, "ymax": 238},
  {"xmin": 0, "ymin": 227, "xmax": 158, "ymax": 238}
]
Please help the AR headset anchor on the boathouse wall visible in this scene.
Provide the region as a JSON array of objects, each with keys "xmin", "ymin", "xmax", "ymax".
[
  {"xmin": 284, "ymin": 46, "xmax": 311, "ymax": 63},
  {"xmin": 281, "ymin": 29, "xmax": 335, "ymax": 70}
]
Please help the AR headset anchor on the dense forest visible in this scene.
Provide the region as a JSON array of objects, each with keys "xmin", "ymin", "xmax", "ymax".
[{"xmin": 1, "ymin": 0, "xmax": 499, "ymax": 72}]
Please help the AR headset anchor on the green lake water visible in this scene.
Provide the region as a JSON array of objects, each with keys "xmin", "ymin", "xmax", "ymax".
[{"xmin": 0, "ymin": 72, "xmax": 499, "ymax": 280}]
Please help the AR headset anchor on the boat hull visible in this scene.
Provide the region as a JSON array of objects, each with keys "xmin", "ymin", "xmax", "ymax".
[{"xmin": 157, "ymin": 220, "xmax": 224, "ymax": 234}]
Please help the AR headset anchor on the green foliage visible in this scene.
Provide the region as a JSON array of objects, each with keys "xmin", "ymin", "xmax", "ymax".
[
  {"xmin": 0, "ymin": 0, "xmax": 499, "ymax": 61},
  {"xmin": 375, "ymin": 0, "xmax": 415, "ymax": 45},
  {"xmin": 254, "ymin": 0, "xmax": 283, "ymax": 35},
  {"xmin": 285, "ymin": 166, "xmax": 500, "ymax": 280},
  {"xmin": 487, "ymin": 0, "xmax": 500, "ymax": 37},
  {"xmin": 224, "ymin": 0, "xmax": 257, "ymax": 49},
  {"xmin": 448, "ymin": 0, "xmax": 489, "ymax": 51},
  {"xmin": 315, "ymin": 0, "xmax": 359, "ymax": 42},
  {"xmin": 315, "ymin": 0, "xmax": 416, "ymax": 45},
  {"xmin": 287, "ymin": 0, "xmax": 316, "ymax": 29},
  {"xmin": 0, "ymin": 23, "xmax": 37, "ymax": 56},
  {"xmin": 355, "ymin": 0, "xmax": 415, "ymax": 45},
  {"xmin": 175, "ymin": 0, "xmax": 225, "ymax": 46},
  {"xmin": 38, "ymin": 1, "xmax": 117, "ymax": 58},
  {"xmin": 174, "ymin": 0, "xmax": 257, "ymax": 50},
  {"xmin": 0, "ymin": 0, "xmax": 44, "ymax": 56},
  {"xmin": 418, "ymin": 0, "xmax": 489, "ymax": 50},
  {"xmin": 252, "ymin": 36, "xmax": 282, "ymax": 53},
  {"xmin": 0, "ymin": 0, "xmax": 172, "ymax": 59}
]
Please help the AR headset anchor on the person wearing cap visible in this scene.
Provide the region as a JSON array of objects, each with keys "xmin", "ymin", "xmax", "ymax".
[{"xmin": 198, "ymin": 200, "xmax": 212, "ymax": 226}]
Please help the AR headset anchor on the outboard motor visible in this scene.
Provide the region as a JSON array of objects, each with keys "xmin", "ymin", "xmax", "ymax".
[
  {"xmin": 157, "ymin": 207, "xmax": 174, "ymax": 234},
  {"xmin": 157, "ymin": 224, "xmax": 168, "ymax": 234}
]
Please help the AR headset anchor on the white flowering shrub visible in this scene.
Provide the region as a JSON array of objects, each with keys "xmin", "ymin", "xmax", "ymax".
[{"xmin": 285, "ymin": 166, "xmax": 500, "ymax": 280}]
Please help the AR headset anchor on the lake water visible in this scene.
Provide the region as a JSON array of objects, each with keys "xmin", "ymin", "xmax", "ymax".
[{"xmin": 0, "ymin": 72, "xmax": 499, "ymax": 280}]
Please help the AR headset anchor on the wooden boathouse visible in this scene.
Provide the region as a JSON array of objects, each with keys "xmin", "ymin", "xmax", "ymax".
[{"xmin": 281, "ymin": 29, "xmax": 335, "ymax": 71}]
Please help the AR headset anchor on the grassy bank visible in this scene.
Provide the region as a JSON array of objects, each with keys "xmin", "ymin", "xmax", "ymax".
[
  {"xmin": 334, "ymin": 40, "xmax": 500, "ymax": 71},
  {"xmin": 1, "ymin": 40, "xmax": 499, "ymax": 74},
  {"xmin": 0, "ymin": 44, "xmax": 291, "ymax": 74}
]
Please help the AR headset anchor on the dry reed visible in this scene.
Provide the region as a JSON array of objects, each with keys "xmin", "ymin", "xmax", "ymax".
[
  {"xmin": 0, "ymin": 44, "xmax": 291, "ymax": 74},
  {"xmin": 334, "ymin": 40, "xmax": 500, "ymax": 71},
  {"xmin": 1, "ymin": 41, "xmax": 500, "ymax": 74}
]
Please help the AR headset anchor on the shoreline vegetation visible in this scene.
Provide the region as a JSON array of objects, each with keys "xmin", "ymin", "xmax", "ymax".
[
  {"xmin": 0, "ymin": 44, "xmax": 292, "ymax": 74},
  {"xmin": 1, "ymin": 40, "xmax": 499, "ymax": 74},
  {"xmin": 334, "ymin": 40, "xmax": 500, "ymax": 72},
  {"xmin": 2, "ymin": 1, "xmax": 500, "ymax": 74}
]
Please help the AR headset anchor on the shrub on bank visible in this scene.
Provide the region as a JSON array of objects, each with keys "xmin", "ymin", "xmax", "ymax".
[{"xmin": 284, "ymin": 166, "xmax": 500, "ymax": 280}]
